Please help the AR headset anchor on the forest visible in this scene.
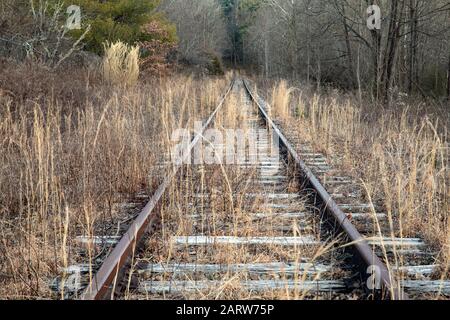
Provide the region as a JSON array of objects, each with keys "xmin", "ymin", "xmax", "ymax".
[{"xmin": 1, "ymin": 0, "xmax": 449, "ymax": 101}]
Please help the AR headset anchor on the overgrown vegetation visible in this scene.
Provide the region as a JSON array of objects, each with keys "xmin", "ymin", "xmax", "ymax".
[
  {"xmin": 69, "ymin": 0, "xmax": 176, "ymax": 54},
  {"xmin": 0, "ymin": 0, "xmax": 177, "ymax": 72},
  {"xmin": 160, "ymin": 0, "xmax": 228, "ymax": 71},
  {"xmin": 102, "ymin": 41, "xmax": 139, "ymax": 86},
  {"xmin": 0, "ymin": 0, "xmax": 448, "ymax": 300},
  {"xmin": 0, "ymin": 71, "xmax": 229, "ymax": 298},
  {"xmin": 264, "ymin": 78, "xmax": 449, "ymax": 269},
  {"xmin": 231, "ymin": 0, "xmax": 450, "ymax": 101},
  {"xmin": 129, "ymin": 91, "xmax": 343, "ymax": 300},
  {"xmin": 0, "ymin": 0, "xmax": 90, "ymax": 67}
]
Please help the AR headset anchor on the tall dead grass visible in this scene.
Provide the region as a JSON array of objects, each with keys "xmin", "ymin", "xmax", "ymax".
[
  {"xmin": 270, "ymin": 80, "xmax": 292, "ymax": 119},
  {"xmin": 128, "ymin": 86, "xmax": 344, "ymax": 300},
  {"xmin": 102, "ymin": 41, "xmax": 140, "ymax": 86},
  {"xmin": 0, "ymin": 68, "xmax": 228, "ymax": 298},
  {"xmin": 265, "ymin": 80, "xmax": 449, "ymax": 268}
]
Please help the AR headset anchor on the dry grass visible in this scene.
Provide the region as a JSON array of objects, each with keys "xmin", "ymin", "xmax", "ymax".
[
  {"xmin": 102, "ymin": 41, "xmax": 140, "ymax": 86},
  {"xmin": 0, "ymin": 63, "xmax": 229, "ymax": 298},
  {"xmin": 262, "ymin": 79, "xmax": 449, "ymax": 283},
  {"xmin": 270, "ymin": 80, "xmax": 292, "ymax": 119},
  {"xmin": 121, "ymin": 86, "xmax": 349, "ymax": 300},
  {"xmin": 2, "ymin": 67, "xmax": 446, "ymax": 299}
]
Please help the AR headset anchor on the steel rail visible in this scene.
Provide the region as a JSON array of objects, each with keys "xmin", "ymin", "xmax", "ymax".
[
  {"xmin": 80, "ymin": 78, "xmax": 236, "ymax": 300},
  {"xmin": 242, "ymin": 79, "xmax": 408, "ymax": 300}
]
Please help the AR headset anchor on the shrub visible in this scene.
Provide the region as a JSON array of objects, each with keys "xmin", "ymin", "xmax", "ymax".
[
  {"xmin": 139, "ymin": 17, "xmax": 177, "ymax": 75},
  {"xmin": 0, "ymin": 57, "xmax": 101, "ymax": 109},
  {"xmin": 69, "ymin": 0, "xmax": 176, "ymax": 54},
  {"xmin": 102, "ymin": 41, "xmax": 139, "ymax": 86},
  {"xmin": 0, "ymin": 0, "xmax": 89, "ymax": 67},
  {"xmin": 207, "ymin": 55, "xmax": 225, "ymax": 76}
]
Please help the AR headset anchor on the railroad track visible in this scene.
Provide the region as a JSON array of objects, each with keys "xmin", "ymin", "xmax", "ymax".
[{"xmin": 53, "ymin": 77, "xmax": 449, "ymax": 300}]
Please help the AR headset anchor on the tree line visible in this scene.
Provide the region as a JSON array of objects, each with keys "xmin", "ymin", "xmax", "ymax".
[
  {"xmin": 152, "ymin": 0, "xmax": 450, "ymax": 101},
  {"xmin": 1, "ymin": 0, "xmax": 449, "ymax": 101},
  {"xmin": 233, "ymin": 0, "xmax": 450, "ymax": 102}
]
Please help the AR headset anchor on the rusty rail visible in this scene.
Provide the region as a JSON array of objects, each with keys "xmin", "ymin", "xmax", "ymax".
[
  {"xmin": 242, "ymin": 79, "xmax": 408, "ymax": 300},
  {"xmin": 81, "ymin": 78, "xmax": 236, "ymax": 300},
  {"xmin": 80, "ymin": 76, "xmax": 407, "ymax": 300}
]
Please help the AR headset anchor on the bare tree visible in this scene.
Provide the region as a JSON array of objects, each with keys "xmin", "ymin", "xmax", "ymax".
[
  {"xmin": 242, "ymin": 0, "xmax": 450, "ymax": 99},
  {"xmin": 0, "ymin": 0, "xmax": 90, "ymax": 68},
  {"xmin": 160, "ymin": 0, "xmax": 229, "ymax": 65}
]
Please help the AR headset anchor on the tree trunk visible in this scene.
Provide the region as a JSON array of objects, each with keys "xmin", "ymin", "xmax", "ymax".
[
  {"xmin": 447, "ymin": 54, "xmax": 450, "ymax": 101},
  {"xmin": 341, "ymin": 4, "xmax": 355, "ymax": 88},
  {"xmin": 304, "ymin": 0, "xmax": 311, "ymax": 86},
  {"xmin": 264, "ymin": 38, "xmax": 269, "ymax": 79},
  {"xmin": 356, "ymin": 0, "xmax": 363, "ymax": 105},
  {"xmin": 316, "ymin": 53, "xmax": 321, "ymax": 92},
  {"xmin": 408, "ymin": 0, "xmax": 417, "ymax": 93},
  {"xmin": 382, "ymin": 0, "xmax": 406, "ymax": 103},
  {"xmin": 370, "ymin": 29, "xmax": 382, "ymax": 100}
]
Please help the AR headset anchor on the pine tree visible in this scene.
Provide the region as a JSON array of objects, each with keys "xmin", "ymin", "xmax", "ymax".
[{"xmin": 68, "ymin": 0, "xmax": 176, "ymax": 54}]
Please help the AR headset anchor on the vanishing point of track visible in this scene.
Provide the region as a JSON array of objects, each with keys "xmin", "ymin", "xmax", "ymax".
[{"xmin": 73, "ymin": 77, "xmax": 448, "ymax": 300}]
